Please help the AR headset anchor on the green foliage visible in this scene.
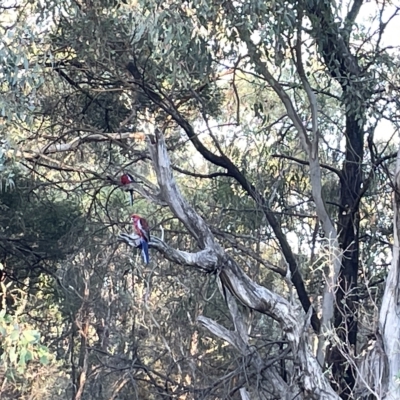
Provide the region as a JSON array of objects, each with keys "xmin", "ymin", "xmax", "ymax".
[
  {"xmin": 0, "ymin": 308, "xmax": 52, "ymax": 376},
  {"xmin": 0, "ymin": 0, "xmax": 398, "ymax": 397},
  {"xmin": 0, "ymin": 2, "xmax": 47, "ymax": 126},
  {"xmin": 0, "ymin": 174, "xmax": 84, "ymax": 263}
]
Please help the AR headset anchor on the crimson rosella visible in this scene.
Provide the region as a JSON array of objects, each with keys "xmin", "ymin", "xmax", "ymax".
[
  {"xmin": 120, "ymin": 173, "xmax": 135, "ymax": 205},
  {"xmin": 131, "ymin": 214, "xmax": 150, "ymax": 264}
]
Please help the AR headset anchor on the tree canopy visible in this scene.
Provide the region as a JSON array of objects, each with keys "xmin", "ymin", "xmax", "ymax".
[{"xmin": 0, "ymin": 0, "xmax": 400, "ymax": 398}]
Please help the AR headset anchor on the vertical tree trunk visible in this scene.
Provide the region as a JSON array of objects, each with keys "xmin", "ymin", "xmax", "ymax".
[
  {"xmin": 301, "ymin": 4, "xmax": 371, "ymax": 394},
  {"xmin": 328, "ymin": 112, "xmax": 364, "ymax": 398},
  {"xmin": 380, "ymin": 147, "xmax": 400, "ymax": 399}
]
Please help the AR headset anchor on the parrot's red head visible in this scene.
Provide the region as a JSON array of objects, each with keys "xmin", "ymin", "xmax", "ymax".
[{"xmin": 131, "ymin": 214, "xmax": 140, "ymax": 221}]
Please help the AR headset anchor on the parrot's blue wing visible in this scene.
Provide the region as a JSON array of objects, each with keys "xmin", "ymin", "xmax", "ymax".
[{"xmin": 140, "ymin": 238, "xmax": 149, "ymax": 264}]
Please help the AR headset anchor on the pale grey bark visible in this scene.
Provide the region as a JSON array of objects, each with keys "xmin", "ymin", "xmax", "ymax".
[
  {"xmin": 239, "ymin": 388, "xmax": 251, "ymax": 400},
  {"xmin": 237, "ymin": 23, "xmax": 342, "ymax": 364},
  {"xmin": 353, "ymin": 145, "xmax": 400, "ymax": 399},
  {"xmin": 354, "ymin": 333, "xmax": 388, "ymax": 399},
  {"xmin": 294, "ymin": 34, "xmax": 342, "ymax": 365},
  {"xmin": 379, "ymin": 146, "xmax": 400, "ymax": 399},
  {"xmin": 120, "ymin": 129, "xmax": 340, "ymax": 399},
  {"xmin": 119, "ymin": 233, "xmax": 219, "ymax": 271},
  {"xmin": 198, "ymin": 290, "xmax": 299, "ymax": 399},
  {"xmin": 17, "ymin": 131, "xmax": 144, "ymax": 160}
]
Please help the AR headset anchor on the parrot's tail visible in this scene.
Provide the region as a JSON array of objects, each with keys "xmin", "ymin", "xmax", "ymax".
[{"xmin": 140, "ymin": 239, "xmax": 149, "ymax": 264}]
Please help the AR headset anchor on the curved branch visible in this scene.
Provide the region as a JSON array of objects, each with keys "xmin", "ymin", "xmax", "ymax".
[
  {"xmin": 172, "ymin": 166, "xmax": 231, "ymax": 179},
  {"xmin": 108, "ymin": 174, "xmax": 168, "ymax": 206},
  {"xmin": 224, "ymin": 2, "xmax": 342, "ymax": 361},
  {"xmin": 19, "ymin": 131, "xmax": 144, "ymax": 161},
  {"xmin": 272, "ymin": 154, "xmax": 342, "ymax": 179},
  {"xmin": 148, "ymin": 130, "xmax": 221, "ymax": 250},
  {"xmin": 118, "ymin": 233, "xmax": 217, "ymax": 272},
  {"xmin": 154, "ymin": 85, "xmax": 319, "ymax": 333},
  {"xmin": 126, "ymin": 129, "xmax": 340, "ymax": 399}
]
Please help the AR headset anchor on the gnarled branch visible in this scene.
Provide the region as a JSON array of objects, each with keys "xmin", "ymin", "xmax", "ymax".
[{"xmin": 119, "ymin": 129, "xmax": 339, "ymax": 399}]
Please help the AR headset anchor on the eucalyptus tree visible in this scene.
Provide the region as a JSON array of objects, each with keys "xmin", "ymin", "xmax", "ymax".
[{"xmin": 1, "ymin": 0, "xmax": 400, "ymax": 398}]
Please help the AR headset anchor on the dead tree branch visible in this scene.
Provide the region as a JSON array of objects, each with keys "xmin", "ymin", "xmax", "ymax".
[{"xmin": 119, "ymin": 129, "xmax": 340, "ymax": 399}]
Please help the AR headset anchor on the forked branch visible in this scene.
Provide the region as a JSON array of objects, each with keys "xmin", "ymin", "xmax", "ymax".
[{"xmin": 119, "ymin": 129, "xmax": 340, "ymax": 399}]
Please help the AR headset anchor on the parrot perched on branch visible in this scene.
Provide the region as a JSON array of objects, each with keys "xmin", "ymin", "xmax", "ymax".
[
  {"xmin": 131, "ymin": 214, "xmax": 150, "ymax": 264},
  {"xmin": 120, "ymin": 173, "xmax": 135, "ymax": 205}
]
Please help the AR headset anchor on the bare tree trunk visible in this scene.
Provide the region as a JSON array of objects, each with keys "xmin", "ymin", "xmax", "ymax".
[
  {"xmin": 380, "ymin": 146, "xmax": 400, "ymax": 399},
  {"xmin": 301, "ymin": 3, "xmax": 371, "ymax": 395},
  {"xmin": 328, "ymin": 108, "xmax": 364, "ymax": 397},
  {"xmin": 354, "ymin": 146, "xmax": 400, "ymax": 399}
]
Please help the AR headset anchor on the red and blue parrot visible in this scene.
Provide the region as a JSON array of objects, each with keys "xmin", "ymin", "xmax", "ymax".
[
  {"xmin": 131, "ymin": 214, "xmax": 150, "ymax": 264},
  {"xmin": 120, "ymin": 173, "xmax": 135, "ymax": 205}
]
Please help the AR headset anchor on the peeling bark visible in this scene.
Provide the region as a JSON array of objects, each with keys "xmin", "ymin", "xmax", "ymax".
[{"xmin": 354, "ymin": 332, "xmax": 388, "ymax": 399}]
